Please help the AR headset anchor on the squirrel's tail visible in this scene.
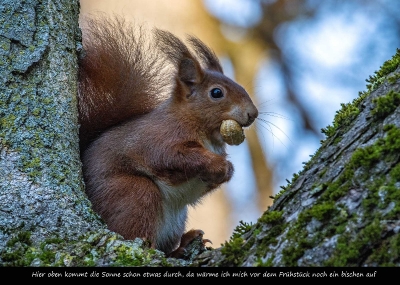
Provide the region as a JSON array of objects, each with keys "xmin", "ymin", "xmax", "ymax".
[{"xmin": 78, "ymin": 15, "xmax": 168, "ymax": 151}]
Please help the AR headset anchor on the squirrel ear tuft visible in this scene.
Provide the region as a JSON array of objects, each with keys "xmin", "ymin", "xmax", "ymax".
[
  {"xmin": 187, "ymin": 36, "xmax": 223, "ymax": 73},
  {"xmin": 154, "ymin": 28, "xmax": 204, "ymax": 89},
  {"xmin": 179, "ymin": 58, "xmax": 203, "ymax": 85}
]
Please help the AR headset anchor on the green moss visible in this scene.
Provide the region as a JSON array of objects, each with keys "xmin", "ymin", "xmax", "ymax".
[
  {"xmin": 0, "ymin": 230, "xmax": 176, "ymax": 267},
  {"xmin": 277, "ymin": 201, "xmax": 341, "ymax": 266},
  {"xmin": 387, "ymin": 73, "xmax": 400, "ymax": 84},
  {"xmin": 253, "ymin": 211, "xmax": 286, "ymax": 260},
  {"xmin": 217, "ymin": 215, "xmax": 287, "ymax": 266},
  {"xmin": 310, "ymin": 183, "xmax": 326, "ymax": 196},
  {"xmin": 321, "ymin": 49, "xmax": 400, "ymax": 141},
  {"xmin": 303, "ymin": 202, "xmax": 337, "ymax": 222},
  {"xmin": 366, "ymin": 233, "xmax": 400, "ymax": 266},
  {"xmin": 371, "ymin": 90, "xmax": 400, "ymax": 119},
  {"xmin": 274, "ymin": 186, "xmax": 287, "ymax": 200},
  {"xmin": 281, "ymin": 230, "xmax": 311, "ymax": 266},
  {"xmin": 321, "ymin": 101, "xmax": 362, "ymax": 138},
  {"xmin": 233, "ymin": 220, "xmax": 253, "ymax": 236},
  {"xmin": 318, "ymin": 168, "xmax": 327, "ymax": 178},
  {"xmin": 354, "ymin": 125, "xmax": 400, "ymax": 167},
  {"xmin": 254, "ymin": 256, "xmax": 274, "ymax": 267},
  {"xmin": 274, "ymin": 173, "xmax": 300, "ymax": 200},
  {"xmin": 0, "ymin": 114, "xmax": 17, "ymax": 132},
  {"xmin": 316, "ymin": 125, "xmax": 400, "ymax": 204},
  {"xmin": 366, "ymin": 48, "xmax": 400, "ymax": 91},
  {"xmin": 325, "ymin": 219, "xmax": 383, "ymax": 266},
  {"xmin": 321, "ymin": 179, "xmax": 350, "ymax": 201},
  {"xmin": 32, "ymin": 108, "xmax": 41, "ymax": 116},
  {"xmin": 43, "ymin": 97, "xmax": 52, "ymax": 105},
  {"xmin": 2, "ymin": 233, "xmax": 66, "ymax": 266},
  {"xmin": 217, "ymin": 221, "xmax": 253, "ymax": 266},
  {"xmin": 258, "ymin": 210, "xmax": 283, "ymax": 224},
  {"xmin": 6, "ymin": 231, "xmax": 31, "ymax": 248},
  {"xmin": 220, "ymin": 237, "xmax": 248, "ymax": 266},
  {"xmin": 112, "ymin": 244, "xmax": 144, "ymax": 266},
  {"xmin": 1, "ymin": 231, "xmax": 33, "ymax": 266},
  {"xmin": 20, "ymin": 154, "xmax": 43, "ymax": 179},
  {"xmin": 256, "ymin": 223, "xmax": 285, "ymax": 259}
]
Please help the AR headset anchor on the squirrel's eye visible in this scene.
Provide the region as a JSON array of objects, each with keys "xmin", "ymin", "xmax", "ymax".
[{"xmin": 210, "ymin": 88, "xmax": 224, "ymax": 99}]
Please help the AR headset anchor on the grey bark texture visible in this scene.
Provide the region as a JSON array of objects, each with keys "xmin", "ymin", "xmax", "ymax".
[
  {"xmin": 0, "ymin": 0, "xmax": 105, "ymax": 245},
  {"xmin": 1, "ymin": 0, "xmax": 400, "ymax": 267}
]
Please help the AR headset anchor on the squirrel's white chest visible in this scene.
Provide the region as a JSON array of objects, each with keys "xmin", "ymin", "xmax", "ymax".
[{"xmin": 155, "ymin": 177, "xmax": 209, "ymax": 208}]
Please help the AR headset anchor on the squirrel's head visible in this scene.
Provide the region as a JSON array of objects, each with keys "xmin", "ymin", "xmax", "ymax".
[{"xmin": 155, "ymin": 30, "xmax": 258, "ymax": 145}]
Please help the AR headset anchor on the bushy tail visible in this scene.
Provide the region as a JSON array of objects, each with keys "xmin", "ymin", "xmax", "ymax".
[{"xmin": 78, "ymin": 15, "xmax": 168, "ymax": 150}]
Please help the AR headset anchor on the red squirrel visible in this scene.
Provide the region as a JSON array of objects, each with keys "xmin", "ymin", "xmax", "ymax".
[{"xmin": 77, "ymin": 16, "xmax": 258, "ymax": 257}]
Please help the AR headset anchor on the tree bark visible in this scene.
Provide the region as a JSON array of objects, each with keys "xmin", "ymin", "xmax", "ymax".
[
  {"xmin": 0, "ymin": 0, "xmax": 115, "ymax": 266},
  {"xmin": 0, "ymin": 0, "xmax": 102, "ymax": 244}
]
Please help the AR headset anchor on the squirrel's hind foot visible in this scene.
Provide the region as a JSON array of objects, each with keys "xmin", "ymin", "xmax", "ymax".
[{"xmin": 168, "ymin": 229, "xmax": 211, "ymax": 259}]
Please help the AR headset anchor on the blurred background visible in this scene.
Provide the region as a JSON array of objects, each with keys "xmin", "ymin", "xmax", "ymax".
[{"xmin": 79, "ymin": 0, "xmax": 400, "ymax": 247}]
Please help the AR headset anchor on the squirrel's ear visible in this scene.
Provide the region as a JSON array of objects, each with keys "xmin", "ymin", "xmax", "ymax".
[
  {"xmin": 187, "ymin": 36, "xmax": 223, "ymax": 73},
  {"xmin": 154, "ymin": 28, "xmax": 204, "ymax": 87},
  {"xmin": 178, "ymin": 58, "xmax": 204, "ymax": 85}
]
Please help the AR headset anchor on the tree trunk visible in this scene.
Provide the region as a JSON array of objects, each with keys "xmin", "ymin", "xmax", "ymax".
[
  {"xmin": 0, "ymin": 0, "xmax": 114, "ymax": 266},
  {"xmin": 0, "ymin": 0, "xmax": 101, "ymax": 244}
]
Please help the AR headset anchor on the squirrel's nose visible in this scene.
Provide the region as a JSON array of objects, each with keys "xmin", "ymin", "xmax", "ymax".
[{"xmin": 247, "ymin": 107, "xmax": 258, "ymax": 125}]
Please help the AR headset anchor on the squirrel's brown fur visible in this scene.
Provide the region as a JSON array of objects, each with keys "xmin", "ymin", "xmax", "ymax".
[{"xmin": 78, "ymin": 15, "xmax": 258, "ymax": 257}]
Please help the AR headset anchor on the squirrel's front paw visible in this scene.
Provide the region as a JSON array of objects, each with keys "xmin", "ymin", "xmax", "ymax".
[
  {"xmin": 202, "ymin": 160, "xmax": 234, "ymax": 186},
  {"xmin": 218, "ymin": 160, "xmax": 234, "ymax": 184},
  {"xmin": 226, "ymin": 160, "xmax": 234, "ymax": 180}
]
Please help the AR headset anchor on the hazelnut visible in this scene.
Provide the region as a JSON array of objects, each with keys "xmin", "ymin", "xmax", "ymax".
[{"xmin": 220, "ymin": 119, "xmax": 245, "ymax": 145}]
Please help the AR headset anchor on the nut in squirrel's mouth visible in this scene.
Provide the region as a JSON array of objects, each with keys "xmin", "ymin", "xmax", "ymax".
[{"xmin": 220, "ymin": 119, "xmax": 245, "ymax": 146}]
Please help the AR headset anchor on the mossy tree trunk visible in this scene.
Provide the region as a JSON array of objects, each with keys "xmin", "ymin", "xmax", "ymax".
[
  {"xmin": 0, "ymin": 0, "xmax": 107, "ymax": 264},
  {"xmin": 197, "ymin": 51, "xmax": 400, "ymax": 267}
]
